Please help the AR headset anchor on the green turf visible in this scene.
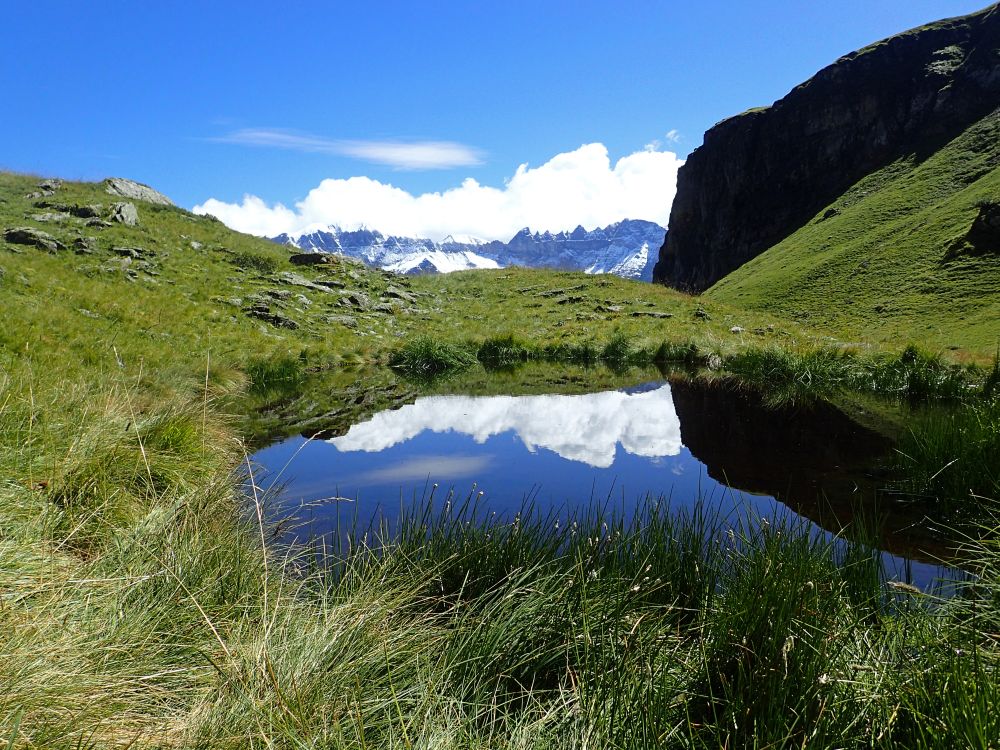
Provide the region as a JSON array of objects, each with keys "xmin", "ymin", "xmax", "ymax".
[{"xmin": 707, "ymin": 109, "xmax": 1000, "ymax": 358}]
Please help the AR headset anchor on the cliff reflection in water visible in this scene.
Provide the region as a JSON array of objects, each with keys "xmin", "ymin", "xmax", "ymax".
[{"xmin": 670, "ymin": 380, "xmax": 949, "ymax": 564}]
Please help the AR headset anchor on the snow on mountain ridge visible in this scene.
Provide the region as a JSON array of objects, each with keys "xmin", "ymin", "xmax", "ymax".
[{"xmin": 272, "ymin": 219, "xmax": 666, "ymax": 280}]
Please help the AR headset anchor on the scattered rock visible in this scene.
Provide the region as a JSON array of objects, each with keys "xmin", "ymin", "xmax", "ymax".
[
  {"xmin": 104, "ymin": 177, "xmax": 173, "ymax": 205},
  {"xmin": 556, "ymin": 295, "xmax": 585, "ymax": 305},
  {"xmin": 189, "ymin": 241, "xmax": 203, "ymax": 250},
  {"xmin": 211, "ymin": 296, "xmax": 243, "ymax": 307},
  {"xmin": 818, "ymin": 207, "xmax": 840, "ymax": 222},
  {"xmin": 85, "ymin": 219, "xmax": 113, "ymax": 229},
  {"xmin": 730, "ymin": 325, "xmax": 745, "ymax": 334},
  {"xmin": 324, "ymin": 314, "xmax": 358, "ymax": 328},
  {"xmin": 37, "ymin": 179, "xmax": 62, "ymax": 192},
  {"xmin": 707, "ymin": 353, "xmax": 724, "ymax": 370},
  {"xmin": 289, "ymin": 253, "xmax": 334, "ymax": 266},
  {"xmin": 71, "ymin": 204, "xmax": 103, "ymax": 219},
  {"xmin": 384, "ymin": 285, "xmax": 417, "ymax": 303},
  {"xmin": 112, "ymin": 246, "xmax": 154, "ymax": 259},
  {"xmin": 265, "ymin": 288, "xmax": 292, "ymax": 301},
  {"xmin": 630, "ymin": 311, "xmax": 674, "ymax": 319},
  {"xmin": 77, "ymin": 308, "xmax": 101, "ymax": 319},
  {"xmin": 694, "ymin": 307, "xmax": 711, "ymax": 320},
  {"xmin": 30, "ymin": 212, "xmax": 71, "ymax": 223},
  {"xmin": 339, "ymin": 291, "xmax": 371, "ymax": 311},
  {"xmin": 276, "ymin": 271, "xmax": 333, "ymax": 293},
  {"xmin": 372, "ymin": 302, "xmax": 397, "ymax": 314},
  {"xmin": 245, "ymin": 307, "xmax": 298, "ymax": 329},
  {"xmin": 949, "ymin": 200, "xmax": 1000, "ymax": 257},
  {"xmin": 597, "ymin": 304, "xmax": 623, "ymax": 313},
  {"xmin": 74, "ymin": 237, "xmax": 98, "ymax": 255},
  {"xmin": 108, "ymin": 202, "xmax": 139, "ymax": 226},
  {"xmin": 3, "ymin": 227, "xmax": 65, "ymax": 253},
  {"xmin": 293, "ymin": 293, "xmax": 312, "ymax": 306}
]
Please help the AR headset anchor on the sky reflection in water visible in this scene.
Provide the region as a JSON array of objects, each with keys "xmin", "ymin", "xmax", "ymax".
[{"xmin": 253, "ymin": 382, "xmax": 951, "ymax": 589}]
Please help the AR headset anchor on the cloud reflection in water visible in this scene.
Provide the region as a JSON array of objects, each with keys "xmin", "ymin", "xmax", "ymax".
[{"xmin": 330, "ymin": 384, "xmax": 681, "ymax": 469}]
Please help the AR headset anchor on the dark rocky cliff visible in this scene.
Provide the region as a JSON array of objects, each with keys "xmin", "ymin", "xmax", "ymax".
[{"xmin": 654, "ymin": 3, "xmax": 1000, "ymax": 292}]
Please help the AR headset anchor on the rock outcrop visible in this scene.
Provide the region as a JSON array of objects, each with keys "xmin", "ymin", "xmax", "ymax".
[
  {"xmin": 108, "ymin": 202, "xmax": 139, "ymax": 226},
  {"xmin": 104, "ymin": 178, "xmax": 173, "ymax": 206},
  {"xmin": 654, "ymin": 4, "xmax": 1000, "ymax": 292},
  {"xmin": 4, "ymin": 227, "xmax": 65, "ymax": 253}
]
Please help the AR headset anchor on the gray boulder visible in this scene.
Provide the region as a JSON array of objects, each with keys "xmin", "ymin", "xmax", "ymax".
[
  {"xmin": 104, "ymin": 178, "xmax": 173, "ymax": 206},
  {"xmin": 4, "ymin": 227, "xmax": 65, "ymax": 253},
  {"xmin": 108, "ymin": 202, "xmax": 139, "ymax": 226}
]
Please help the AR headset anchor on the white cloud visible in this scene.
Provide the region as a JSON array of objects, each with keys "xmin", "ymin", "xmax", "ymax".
[
  {"xmin": 329, "ymin": 385, "xmax": 682, "ymax": 469},
  {"xmin": 213, "ymin": 128, "xmax": 484, "ymax": 169},
  {"xmin": 194, "ymin": 142, "xmax": 683, "ymax": 242}
]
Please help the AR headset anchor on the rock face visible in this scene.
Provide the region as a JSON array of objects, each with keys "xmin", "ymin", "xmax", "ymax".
[
  {"xmin": 654, "ymin": 4, "xmax": 1000, "ymax": 292},
  {"xmin": 104, "ymin": 178, "xmax": 173, "ymax": 206}
]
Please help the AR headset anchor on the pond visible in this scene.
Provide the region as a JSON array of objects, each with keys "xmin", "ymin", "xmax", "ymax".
[{"xmin": 251, "ymin": 375, "xmax": 959, "ymax": 590}]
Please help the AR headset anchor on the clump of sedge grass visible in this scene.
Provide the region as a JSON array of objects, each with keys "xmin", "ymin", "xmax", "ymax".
[
  {"xmin": 477, "ymin": 334, "xmax": 532, "ymax": 370},
  {"xmin": 388, "ymin": 336, "xmax": 477, "ymax": 378},
  {"xmin": 245, "ymin": 353, "xmax": 306, "ymax": 398}
]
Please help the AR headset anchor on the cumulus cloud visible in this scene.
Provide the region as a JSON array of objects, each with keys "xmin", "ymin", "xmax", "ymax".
[
  {"xmin": 194, "ymin": 142, "xmax": 683, "ymax": 242},
  {"xmin": 213, "ymin": 128, "xmax": 483, "ymax": 169}
]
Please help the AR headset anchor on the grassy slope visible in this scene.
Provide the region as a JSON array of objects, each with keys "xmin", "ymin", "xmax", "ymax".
[
  {"xmin": 707, "ymin": 109, "xmax": 1000, "ymax": 358},
  {"xmin": 2, "ymin": 172, "xmax": 1000, "ymax": 747},
  {"xmin": 0, "ymin": 170, "xmax": 837, "ymax": 442}
]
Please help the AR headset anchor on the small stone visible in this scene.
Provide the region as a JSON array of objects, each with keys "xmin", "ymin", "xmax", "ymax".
[
  {"xmin": 730, "ymin": 325, "xmax": 745, "ymax": 334},
  {"xmin": 707, "ymin": 353, "xmax": 723, "ymax": 370},
  {"xmin": 85, "ymin": 219, "xmax": 113, "ymax": 229},
  {"xmin": 37, "ymin": 179, "xmax": 62, "ymax": 192},
  {"xmin": 694, "ymin": 307, "xmax": 711, "ymax": 320},
  {"xmin": 108, "ymin": 202, "xmax": 139, "ymax": 226},
  {"xmin": 189, "ymin": 241, "xmax": 203, "ymax": 250}
]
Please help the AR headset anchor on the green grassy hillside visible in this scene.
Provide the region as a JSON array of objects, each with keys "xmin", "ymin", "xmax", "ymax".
[
  {"xmin": 3, "ymin": 171, "xmax": 999, "ymax": 747},
  {"xmin": 0, "ymin": 171, "xmax": 833, "ymax": 439},
  {"xmin": 708, "ymin": 110, "xmax": 1000, "ymax": 358}
]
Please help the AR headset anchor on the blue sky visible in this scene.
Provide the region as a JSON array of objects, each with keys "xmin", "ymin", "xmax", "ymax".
[{"xmin": 3, "ymin": 1, "xmax": 989, "ymax": 239}]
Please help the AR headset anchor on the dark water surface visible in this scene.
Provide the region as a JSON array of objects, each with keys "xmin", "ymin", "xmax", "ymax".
[{"xmin": 252, "ymin": 378, "xmax": 958, "ymax": 590}]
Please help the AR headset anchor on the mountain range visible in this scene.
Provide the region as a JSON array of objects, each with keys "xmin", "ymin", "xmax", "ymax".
[{"xmin": 271, "ymin": 219, "xmax": 666, "ymax": 280}]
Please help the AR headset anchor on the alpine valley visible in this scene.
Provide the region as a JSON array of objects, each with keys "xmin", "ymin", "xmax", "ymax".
[{"xmin": 270, "ymin": 218, "xmax": 665, "ymax": 280}]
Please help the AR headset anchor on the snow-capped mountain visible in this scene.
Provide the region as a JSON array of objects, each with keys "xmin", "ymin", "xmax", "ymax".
[{"xmin": 271, "ymin": 220, "xmax": 666, "ymax": 281}]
